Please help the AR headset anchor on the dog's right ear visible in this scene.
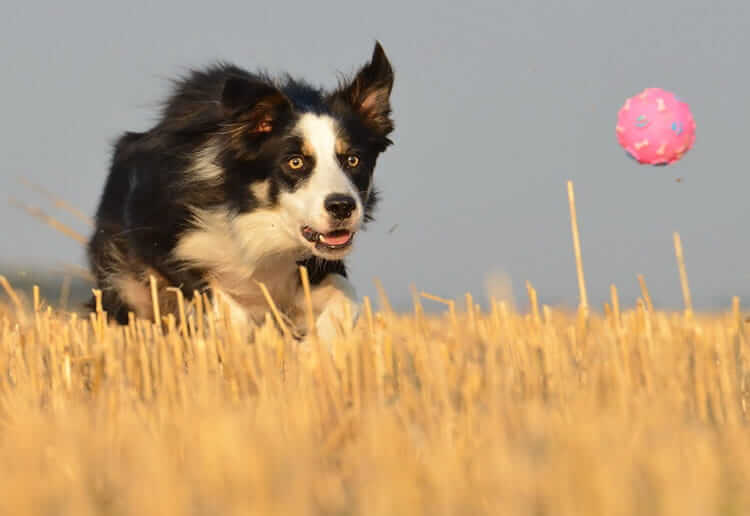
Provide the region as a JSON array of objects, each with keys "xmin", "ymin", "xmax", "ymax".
[{"xmin": 221, "ymin": 77, "xmax": 291, "ymax": 134}]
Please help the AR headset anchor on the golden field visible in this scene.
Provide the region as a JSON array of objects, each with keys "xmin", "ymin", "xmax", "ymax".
[{"xmin": 0, "ymin": 276, "xmax": 748, "ymax": 516}]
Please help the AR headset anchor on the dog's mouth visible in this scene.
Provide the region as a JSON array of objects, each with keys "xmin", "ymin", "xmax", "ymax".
[{"xmin": 301, "ymin": 226, "xmax": 355, "ymax": 251}]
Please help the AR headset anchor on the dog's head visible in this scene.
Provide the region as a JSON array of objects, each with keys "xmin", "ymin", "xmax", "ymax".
[{"xmin": 218, "ymin": 42, "xmax": 394, "ymax": 261}]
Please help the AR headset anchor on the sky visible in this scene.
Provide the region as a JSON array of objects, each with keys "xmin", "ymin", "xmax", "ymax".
[{"xmin": 1, "ymin": 0, "xmax": 749, "ymax": 311}]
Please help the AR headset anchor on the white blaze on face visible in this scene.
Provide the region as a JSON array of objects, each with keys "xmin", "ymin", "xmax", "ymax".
[{"xmin": 278, "ymin": 113, "xmax": 362, "ymax": 234}]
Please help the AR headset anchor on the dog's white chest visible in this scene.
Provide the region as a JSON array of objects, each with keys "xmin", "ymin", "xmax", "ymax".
[{"xmin": 209, "ymin": 256, "xmax": 302, "ymax": 328}]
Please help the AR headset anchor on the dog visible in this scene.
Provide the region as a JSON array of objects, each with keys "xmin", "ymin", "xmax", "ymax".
[{"xmin": 86, "ymin": 42, "xmax": 394, "ymax": 341}]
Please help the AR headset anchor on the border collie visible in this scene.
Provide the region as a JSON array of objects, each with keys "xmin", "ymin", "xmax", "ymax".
[{"xmin": 87, "ymin": 42, "xmax": 394, "ymax": 341}]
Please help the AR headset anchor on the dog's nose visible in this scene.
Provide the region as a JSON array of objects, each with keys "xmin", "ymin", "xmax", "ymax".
[{"xmin": 324, "ymin": 194, "xmax": 356, "ymax": 220}]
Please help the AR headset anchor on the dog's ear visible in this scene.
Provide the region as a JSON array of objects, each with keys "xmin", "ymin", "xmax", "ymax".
[
  {"xmin": 221, "ymin": 77, "xmax": 291, "ymax": 134},
  {"xmin": 333, "ymin": 42, "xmax": 394, "ymax": 137}
]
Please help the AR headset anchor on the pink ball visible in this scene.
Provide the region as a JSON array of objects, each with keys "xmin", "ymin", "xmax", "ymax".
[{"xmin": 616, "ymin": 88, "xmax": 696, "ymax": 165}]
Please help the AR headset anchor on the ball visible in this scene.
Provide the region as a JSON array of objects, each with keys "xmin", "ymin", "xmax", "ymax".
[{"xmin": 615, "ymin": 88, "xmax": 696, "ymax": 166}]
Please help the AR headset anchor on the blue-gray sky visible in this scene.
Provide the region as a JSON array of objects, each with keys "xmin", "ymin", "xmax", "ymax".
[{"xmin": 2, "ymin": 0, "xmax": 749, "ymax": 311}]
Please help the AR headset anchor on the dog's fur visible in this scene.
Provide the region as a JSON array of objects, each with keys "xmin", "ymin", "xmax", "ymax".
[{"xmin": 87, "ymin": 42, "xmax": 394, "ymax": 340}]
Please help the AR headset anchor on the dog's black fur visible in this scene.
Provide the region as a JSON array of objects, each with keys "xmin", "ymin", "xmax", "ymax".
[{"xmin": 87, "ymin": 43, "xmax": 394, "ymax": 325}]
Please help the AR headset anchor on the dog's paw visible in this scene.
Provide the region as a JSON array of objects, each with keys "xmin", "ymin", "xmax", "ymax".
[{"xmin": 315, "ymin": 299, "xmax": 360, "ymax": 344}]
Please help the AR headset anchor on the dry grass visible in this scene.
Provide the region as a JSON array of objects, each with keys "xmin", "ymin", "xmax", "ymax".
[
  {"xmin": 3, "ymin": 180, "xmax": 747, "ymax": 515},
  {"xmin": 0, "ymin": 278, "xmax": 747, "ymax": 516}
]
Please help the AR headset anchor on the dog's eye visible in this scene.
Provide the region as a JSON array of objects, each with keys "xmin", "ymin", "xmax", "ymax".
[
  {"xmin": 288, "ymin": 157, "xmax": 305, "ymax": 170},
  {"xmin": 346, "ymin": 155, "xmax": 360, "ymax": 168}
]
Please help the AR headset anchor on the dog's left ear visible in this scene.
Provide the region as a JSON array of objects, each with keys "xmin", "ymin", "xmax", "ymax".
[{"xmin": 333, "ymin": 42, "xmax": 394, "ymax": 137}]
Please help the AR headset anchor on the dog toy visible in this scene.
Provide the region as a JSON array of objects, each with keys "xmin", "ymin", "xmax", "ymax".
[{"xmin": 616, "ymin": 88, "xmax": 696, "ymax": 165}]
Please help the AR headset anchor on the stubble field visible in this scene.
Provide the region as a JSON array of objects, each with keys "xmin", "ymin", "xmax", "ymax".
[{"xmin": 0, "ymin": 275, "xmax": 748, "ymax": 516}]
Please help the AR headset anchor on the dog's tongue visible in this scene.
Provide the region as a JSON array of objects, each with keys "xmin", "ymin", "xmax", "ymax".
[{"xmin": 320, "ymin": 230, "xmax": 351, "ymax": 246}]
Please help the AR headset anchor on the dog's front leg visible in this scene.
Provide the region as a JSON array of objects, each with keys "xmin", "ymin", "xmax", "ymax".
[{"xmin": 303, "ymin": 273, "xmax": 361, "ymax": 346}]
